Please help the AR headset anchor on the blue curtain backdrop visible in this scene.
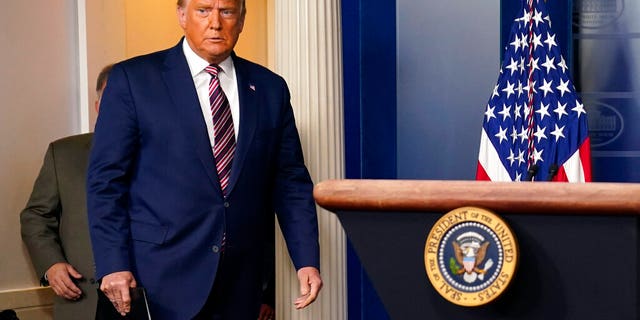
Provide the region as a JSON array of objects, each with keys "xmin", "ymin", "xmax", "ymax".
[{"xmin": 342, "ymin": 0, "xmax": 396, "ymax": 318}]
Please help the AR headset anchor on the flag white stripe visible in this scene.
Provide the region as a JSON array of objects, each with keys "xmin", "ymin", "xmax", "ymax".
[
  {"xmin": 478, "ymin": 129, "xmax": 512, "ymax": 181},
  {"xmin": 562, "ymin": 147, "xmax": 586, "ymax": 183}
]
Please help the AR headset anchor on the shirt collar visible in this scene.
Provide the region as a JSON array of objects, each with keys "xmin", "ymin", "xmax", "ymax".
[{"xmin": 182, "ymin": 38, "xmax": 234, "ymax": 77}]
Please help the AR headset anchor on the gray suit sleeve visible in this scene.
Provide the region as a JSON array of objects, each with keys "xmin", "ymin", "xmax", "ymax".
[{"xmin": 20, "ymin": 143, "xmax": 67, "ymax": 283}]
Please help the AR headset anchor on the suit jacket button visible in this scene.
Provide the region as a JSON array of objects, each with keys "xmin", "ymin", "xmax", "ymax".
[
  {"xmin": 212, "ymin": 245, "xmax": 220, "ymax": 253},
  {"xmin": 223, "ymin": 202, "xmax": 230, "ymax": 208}
]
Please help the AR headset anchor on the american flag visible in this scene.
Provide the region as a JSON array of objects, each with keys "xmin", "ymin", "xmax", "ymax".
[{"xmin": 476, "ymin": 0, "xmax": 592, "ymax": 182}]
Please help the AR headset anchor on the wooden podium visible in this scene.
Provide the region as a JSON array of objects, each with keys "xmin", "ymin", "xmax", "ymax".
[{"xmin": 315, "ymin": 180, "xmax": 640, "ymax": 320}]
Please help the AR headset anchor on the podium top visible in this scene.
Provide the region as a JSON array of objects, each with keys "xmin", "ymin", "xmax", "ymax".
[{"xmin": 314, "ymin": 179, "xmax": 640, "ymax": 215}]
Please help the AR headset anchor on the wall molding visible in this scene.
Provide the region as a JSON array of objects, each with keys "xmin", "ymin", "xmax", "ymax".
[
  {"xmin": 76, "ymin": 0, "xmax": 90, "ymax": 133},
  {"xmin": 272, "ymin": 0, "xmax": 347, "ymax": 319}
]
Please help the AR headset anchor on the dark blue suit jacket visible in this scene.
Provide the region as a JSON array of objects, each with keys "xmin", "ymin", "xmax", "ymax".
[{"xmin": 87, "ymin": 40, "xmax": 319, "ymax": 319}]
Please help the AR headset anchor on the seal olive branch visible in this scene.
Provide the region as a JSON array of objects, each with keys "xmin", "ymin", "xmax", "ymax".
[{"xmin": 449, "ymin": 257, "xmax": 461, "ymax": 274}]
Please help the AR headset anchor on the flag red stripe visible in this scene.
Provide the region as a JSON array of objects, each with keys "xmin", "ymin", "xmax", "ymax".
[{"xmin": 476, "ymin": 162, "xmax": 491, "ymax": 181}]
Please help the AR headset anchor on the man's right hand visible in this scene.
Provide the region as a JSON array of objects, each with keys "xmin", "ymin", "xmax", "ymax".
[
  {"xmin": 294, "ymin": 266, "xmax": 322, "ymax": 309},
  {"xmin": 258, "ymin": 303, "xmax": 275, "ymax": 320},
  {"xmin": 46, "ymin": 262, "xmax": 83, "ymax": 300},
  {"xmin": 100, "ymin": 271, "xmax": 137, "ymax": 316}
]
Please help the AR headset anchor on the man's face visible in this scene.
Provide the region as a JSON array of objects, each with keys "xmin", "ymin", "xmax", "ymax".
[{"xmin": 177, "ymin": 0, "xmax": 245, "ymax": 64}]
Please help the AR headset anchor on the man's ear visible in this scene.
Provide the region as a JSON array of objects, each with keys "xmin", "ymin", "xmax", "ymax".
[
  {"xmin": 177, "ymin": 6, "xmax": 187, "ymax": 29},
  {"xmin": 238, "ymin": 11, "xmax": 246, "ymax": 34}
]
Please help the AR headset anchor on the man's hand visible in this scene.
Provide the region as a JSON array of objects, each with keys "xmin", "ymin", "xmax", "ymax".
[
  {"xmin": 258, "ymin": 303, "xmax": 275, "ymax": 320},
  {"xmin": 294, "ymin": 266, "xmax": 322, "ymax": 309},
  {"xmin": 46, "ymin": 262, "xmax": 83, "ymax": 300},
  {"xmin": 100, "ymin": 271, "xmax": 137, "ymax": 316}
]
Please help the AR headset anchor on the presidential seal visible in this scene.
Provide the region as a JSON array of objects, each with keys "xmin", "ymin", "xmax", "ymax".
[
  {"xmin": 585, "ymin": 100, "xmax": 624, "ymax": 147},
  {"xmin": 574, "ymin": 0, "xmax": 624, "ymax": 29},
  {"xmin": 424, "ymin": 207, "xmax": 518, "ymax": 307}
]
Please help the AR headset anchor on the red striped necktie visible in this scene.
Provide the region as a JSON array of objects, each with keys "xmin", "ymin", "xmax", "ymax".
[{"xmin": 205, "ymin": 64, "xmax": 235, "ymax": 196}]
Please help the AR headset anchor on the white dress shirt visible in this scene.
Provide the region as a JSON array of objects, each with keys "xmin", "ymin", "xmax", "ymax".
[{"xmin": 182, "ymin": 39, "xmax": 240, "ymax": 147}]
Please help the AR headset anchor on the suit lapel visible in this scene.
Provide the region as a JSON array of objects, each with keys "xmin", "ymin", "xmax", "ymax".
[
  {"xmin": 162, "ymin": 41, "xmax": 221, "ymax": 193},
  {"xmin": 226, "ymin": 55, "xmax": 258, "ymax": 195}
]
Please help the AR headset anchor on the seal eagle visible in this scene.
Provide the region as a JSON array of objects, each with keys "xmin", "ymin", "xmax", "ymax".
[{"xmin": 453, "ymin": 241, "xmax": 490, "ymax": 275}]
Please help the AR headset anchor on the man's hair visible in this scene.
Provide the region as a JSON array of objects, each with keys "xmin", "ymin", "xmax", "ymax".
[
  {"xmin": 96, "ymin": 64, "xmax": 114, "ymax": 94},
  {"xmin": 177, "ymin": 0, "xmax": 246, "ymax": 13}
]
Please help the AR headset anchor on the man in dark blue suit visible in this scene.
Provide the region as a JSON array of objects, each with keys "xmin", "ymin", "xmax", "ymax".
[{"xmin": 87, "ymin": 0, "xmax": 322, "ymax": 319}]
